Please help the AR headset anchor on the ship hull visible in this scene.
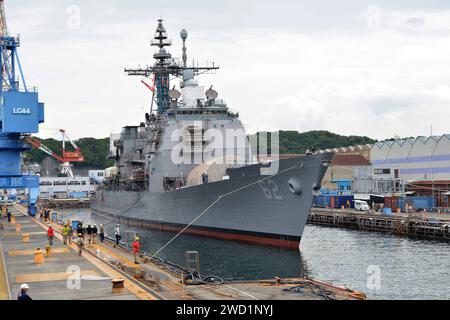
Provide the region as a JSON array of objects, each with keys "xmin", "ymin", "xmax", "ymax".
[{"xmin": 92, "ymin": 153, "xmax": 332, "ymax": 249}]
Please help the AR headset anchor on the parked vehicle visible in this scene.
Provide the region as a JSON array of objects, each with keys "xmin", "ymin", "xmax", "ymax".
[
  {"xmin": 0, "ymin": 196, "xmax": 14, "ymax": 206},
  {"xmin": 354, "ymin": 200, "xmax": 370, "ymax": 211}
]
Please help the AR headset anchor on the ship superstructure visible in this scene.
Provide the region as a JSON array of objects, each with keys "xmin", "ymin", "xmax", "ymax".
[
  {"xmin": 110, "ymin": 19, "xmax": 252, "ymax": 193},
  {"xmin": 93, "ymin": 20, "xmax": 333, "ymax": 250}
]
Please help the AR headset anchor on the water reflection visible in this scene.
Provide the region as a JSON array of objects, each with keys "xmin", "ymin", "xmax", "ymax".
[{"xmin": 63, "ymin": 209, "xmax": 309, "ymax": 281}]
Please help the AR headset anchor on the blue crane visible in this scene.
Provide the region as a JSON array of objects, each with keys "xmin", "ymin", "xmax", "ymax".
[{"xmin": 0, "ymin": 0, "xmax": 45, "ymax": 216}]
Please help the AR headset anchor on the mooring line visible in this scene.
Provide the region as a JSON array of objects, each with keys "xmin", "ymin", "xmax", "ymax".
[{"xmin": 150, "ymin": 163, "xmax": 302, "ymax": 259}]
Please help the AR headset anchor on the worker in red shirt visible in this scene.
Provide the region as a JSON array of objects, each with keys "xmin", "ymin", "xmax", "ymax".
[
  {"xmin": 132, "ymin": 237, "xmax": 140, "ymax": 264},
  {"xmin": 47, "ymin": 226, "xmax": 55, "ymax": 246}
]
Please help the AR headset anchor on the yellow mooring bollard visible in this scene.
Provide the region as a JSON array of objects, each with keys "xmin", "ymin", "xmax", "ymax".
[
  {"xmin": 10, "ymin": 216, "xmax": 16, "ymax": 224},
  {"xmin": 112, "ymin": 278, "xmax": 125, "ymax": 294},
  {"xmin": 22, "ymin": 233, "xmax": 30, "ymax": 243},
  {"xmin": 15, "ymin": 224, "xmax": 22, "ymax": 233},
  {"xmin": 45, "ymin": 245, "xmax": 52, "ymax": 258},
  {"xmin": 34, "ymin": 248, "xmax": 44, "ymax": 264}
]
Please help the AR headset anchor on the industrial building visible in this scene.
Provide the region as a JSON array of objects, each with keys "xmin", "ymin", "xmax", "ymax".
[
  {"xmin": 320, "ymin": 144, "xmax": 372, "ymax": 161},
  {"xmin": 320, "ymin": 154, "xmax": 372, "ymax": 194},
  {"xmin": 39, "ymin": 176, "xmax": 98, "ymax": 199},
  {"xmin": 316, "ymin": 135, "xmax": 450, "ymax": 209},
  {"xmin": 371, "ymin": 135, "xmax": 450, "ymax": 207}
]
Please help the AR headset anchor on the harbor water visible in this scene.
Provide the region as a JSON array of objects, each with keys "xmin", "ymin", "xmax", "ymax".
[{"xmin": 62, "ymin": 208, "xmax": 450, "ymax": 300}]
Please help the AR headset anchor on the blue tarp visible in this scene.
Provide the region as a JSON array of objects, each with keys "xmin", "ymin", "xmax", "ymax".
[
  {"xmin": 313, "ymin": 195, "xmax": 355, "ymax": 208},
  {"xmin": 404, "ymin": 196, "xmax": 436, "ymax": 210},
  {"xmin": 69, "ymin": 191, "xmax": 88, "ymax": 199}
]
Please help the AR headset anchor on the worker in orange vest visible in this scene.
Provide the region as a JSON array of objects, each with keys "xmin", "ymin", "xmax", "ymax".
[{"xmin": 132, "ymin": 237, "xmax": 141, "ymax": 264}]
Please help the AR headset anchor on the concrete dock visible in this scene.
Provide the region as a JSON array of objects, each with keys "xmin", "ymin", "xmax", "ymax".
[
  {"xmin": 309, "ymin": 208, "xmax": 450, "ymax": 241},
  {"xmin": 0, "ymin": 207, "xmax": 155, "ymax": 300},
  {"xmin": 0, "ymin": 206, "xmax": 366, "ymax": 300}
]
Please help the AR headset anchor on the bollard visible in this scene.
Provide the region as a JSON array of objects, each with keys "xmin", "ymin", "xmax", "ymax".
[
  {"xmin": 112, "ymin": 278, "xmax": 125, "ymax": 294},
  {"xmin": 22, "ymin": 233, "xmax": 29, "ymax": 243},
  {"xmin": 11, "ymin": 216, "xmax": 16, "ymax": 224},
  {"xmin": 15, "ymin": 224, "xmax": 22, "ymax": 233},
  {"xmin": 45, "ymin": 245, "xmax": 52, "ymax": 258},
  {"xmin": 34, "ymin": 248, "xmax": 44, "ymax": 264}
]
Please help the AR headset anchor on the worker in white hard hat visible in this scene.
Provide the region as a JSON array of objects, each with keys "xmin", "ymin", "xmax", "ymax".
[{"xmin": 18, "ymin": 283, "xmax": 32, "ymax": 300}]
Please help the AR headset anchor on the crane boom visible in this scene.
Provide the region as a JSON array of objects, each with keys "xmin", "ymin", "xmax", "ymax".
[
  {"xmin": 26, "ymin": 137, "xmax": 65, "ymax": 163},
  {"xmin": 26, "ymin": 129, "xmax": 84, "ymax": 178},
  {"xmin": 59, "ymin": 129, "xmax": 84, "ymax": 162}
]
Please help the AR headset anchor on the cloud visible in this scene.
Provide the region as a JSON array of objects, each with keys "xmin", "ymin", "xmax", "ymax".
[
  {"xmin": 384, "ymin": 10, "xmax": 450, "ymax": 34},
  {"xmin": 420, "ymin": 84, "xmax": 450, "ymax": 99},
  {"xmin": 3, "ymin": 0, "xmax": 450, "ymax": 141},
  {"xmin": 256, "ymin": 82, "xmax": 450, "ymax": 139}
]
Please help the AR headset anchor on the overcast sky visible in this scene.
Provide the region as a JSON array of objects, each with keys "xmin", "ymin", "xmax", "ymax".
[{"xmin": 5, "ymin": 0, "xmax": 450, "ymax": 140}]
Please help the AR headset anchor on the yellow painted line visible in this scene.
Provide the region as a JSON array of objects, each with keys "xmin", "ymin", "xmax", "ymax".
[
  {"xmin": 82, "ymin": 250, "xmax": 159, "ymax": 300},
  {"xmin": 0, "ymin": 248, "xmax": 10, "ymax": 300},
  {"xmin": 2, "ymin": 231, "xmax": 46, "ymax": 237},
  {"xmin": 31, "ymin": 215, "xmax": 160, "ymax": 300},
  {"xmin": 5, "ymin": 221, "xmax": 33, "ymax": 224},
  {"xmin": 93, "ymin": 243, "xmax": 182, "ymax": 297},
  {"xmin": 13, "ymin": 205, "xmax": 28, "ymax": 214},
  {"xmin": 16, "ymin": 270, "xmax": 101, "ymax": 283},
  {"xmin": 8, "ymin": 248, "xmax": 70, "ymax": 256}
]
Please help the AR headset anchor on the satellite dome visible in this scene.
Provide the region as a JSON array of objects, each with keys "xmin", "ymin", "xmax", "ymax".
[{"xmin": 180, "ymin": 29, "xmax": 188, "ymax": 40}]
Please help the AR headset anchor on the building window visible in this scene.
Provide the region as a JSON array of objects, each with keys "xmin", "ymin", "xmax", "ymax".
[{"xmin": 374, "ymin": 168, "xmax": 391, "ymax": 175}]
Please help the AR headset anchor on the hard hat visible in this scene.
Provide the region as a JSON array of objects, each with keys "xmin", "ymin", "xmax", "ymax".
[
  {"xmin": 135, "ymin": 237, "xmax": 140, "ymax": 241},
  {"xmin": 21, "ymin": 283, "xmax": 30, "ymax": 290}
]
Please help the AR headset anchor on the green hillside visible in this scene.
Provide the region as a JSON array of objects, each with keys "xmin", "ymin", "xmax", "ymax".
[
  {"xmin": 251, "ymin": 130, "xmax": 376, "ymax": 154},
  {"xmin": 24, "ymin": 131, "xmax": 376, "ymax": 169},
  {"xmin": 24, "ymin": 137, "xmax": 114, "ymax": 169}
]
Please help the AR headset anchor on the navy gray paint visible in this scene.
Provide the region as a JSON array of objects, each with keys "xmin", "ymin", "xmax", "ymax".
[{"xmin": 92, "ymin": 20, "xmax": 333, "ymax": 248}]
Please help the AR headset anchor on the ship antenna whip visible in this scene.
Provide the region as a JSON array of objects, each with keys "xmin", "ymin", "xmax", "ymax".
[{"xmin": 150, "ymin": 163, "xmax": 303, "ymax": 260}]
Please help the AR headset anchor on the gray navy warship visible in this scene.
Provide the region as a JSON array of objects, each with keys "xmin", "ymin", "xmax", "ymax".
[{"xmin": 92, "ymin": 19, "xmax": 333, "ymax": 250}]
